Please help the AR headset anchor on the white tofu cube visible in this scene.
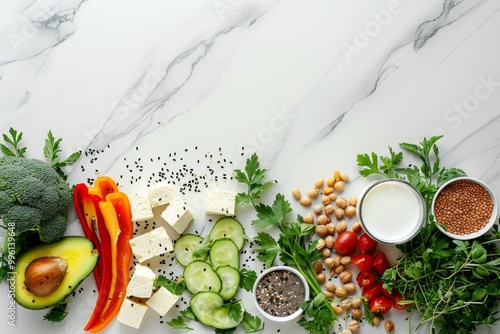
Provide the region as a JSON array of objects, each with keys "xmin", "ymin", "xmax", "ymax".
[
  {"xmin": 117, "ymin": 298, "xmax": 148, "ymax": 329},
  {"xmin": 129, "ymin": 226, "xmax": 173, "ymax": 263},
  {"xmin": 129, "ymin": 193, "xmax": 154, "ymax": 221},
  {"xmin": 126, "ymin": 264, "xmax": 156, "ymax": 298},
  {"xmin": 205, "ymin": 190, "xmax": 237, "ymax": 216},
  {"xmin": 160, "ymin": 197, "xmax": 194, "ymax": 234},
  {"xmin": 146, "ymin": 286, "xmax": 180, "ymax": 316},
  {"xmin": 148, "ymin": 183, "xmax": 176, "ymax": 207}
]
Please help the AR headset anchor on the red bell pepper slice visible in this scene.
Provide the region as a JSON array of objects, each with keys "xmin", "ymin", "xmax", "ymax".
[
  {"xmin": 73, "ymin": 183, "xmax": 103, "ymax": 289},
  {"xmin": 87, "ymin": 192, "xmax": 133, "ymax": 333}
]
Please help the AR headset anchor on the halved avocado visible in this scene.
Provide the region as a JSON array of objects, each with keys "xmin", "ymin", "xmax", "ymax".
[{"xmin": 13, "ymin": 236, "xmax": 98, "ymax": 310}]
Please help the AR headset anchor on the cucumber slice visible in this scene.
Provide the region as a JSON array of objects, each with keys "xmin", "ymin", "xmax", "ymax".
[
  {"xmin": 216, "ymin": 265, "xmax": 240, "ymax": 301},
  {"xmin": 210, "ymin": 238, "xmax": 239, "ymax": 270},
  {"xmin": 190, "ymin": 291, "xmax": 245, "ymax": 329},
  {"xmin": 209, "ymin": 217, "xmax": 245, "ymax": 250},
  {"xmin": 174, "ymin": 234, "xmax": 207, "ymax": 267},
  {"xmin": 183, "ymin": 260, "xmax": 222, "ymax": 295}
]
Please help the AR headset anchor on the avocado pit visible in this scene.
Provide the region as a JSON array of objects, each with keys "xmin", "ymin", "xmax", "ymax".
[{"xmin": 25, "ymin": 256, "xmax": 68, "ymax": 296}]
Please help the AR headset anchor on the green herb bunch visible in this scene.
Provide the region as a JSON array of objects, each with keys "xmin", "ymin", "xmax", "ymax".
[
  {"xmin": 235, "ymin": 154, "xmax": 337, "ymax": 334},
  {"xmin": 357, "ymin": 135, "xmax": 500, "ymax": 333}
]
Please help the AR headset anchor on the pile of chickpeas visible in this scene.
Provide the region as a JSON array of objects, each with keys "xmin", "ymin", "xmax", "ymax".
[{"xmin": 292, "ymin": 170, "xmax": 393, "ymax": 333}]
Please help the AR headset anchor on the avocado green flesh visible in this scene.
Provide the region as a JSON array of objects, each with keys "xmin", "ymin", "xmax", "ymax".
[{"xmin": 13, "ymin": 236, "xmax": 99, "ymax": 310}]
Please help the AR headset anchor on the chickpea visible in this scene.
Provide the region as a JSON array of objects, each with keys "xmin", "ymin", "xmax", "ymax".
[
  {"xmin": 292, "ymin": 188, "xmax": 301, "ymax": 200},
  {"xmin": 340, "ymin": 256, "xmax": 352, "ymax": 265},
  {"xmin": 341, "ymin": 298, "xmax": 352, "ymax": 310},
  {"xmin": 313, "ymin": 204, "xmax": 323, "ymax": 215},
  {"xmin": 321, "ymin": 248, "xmax": 331, "ymax": 258},
  {"xmin": 314, "ymin": 178, "xmax": 324, "ymax": 188},
  {"xmin": 324, "ymin": 257, "xmax": 335, "ymax": 268},
  {"xmin": 325, "ymin": 235, "xmax": 335, "ymax": 249},
  {"xmin": 303, "ymin": 213, "xmax": 315, "ymax": 224},
  {"xmin": 325, "ymin": 204, "xmax": 335, "ymax": 215},
  {"xmin": 336, "ymin": 197, "xmax": 348, "ymax": 209},
  {"xmin": 351, "ymin": 296, "xmax": 363, "ymax": 308},
  {"xmin": 323, "ymin": 290, "xmax": 334, "ymax": 299},
  {"xmin": 313, "ymin": 261, "xmax": 323, "ymax": 273},
  {"xmin": 336, "ymin": 220, "xmax": 347, "ymax": 234},
  {"xmin": 316, "ymin": 225, "xmax": 328, "ymax": 237},
  {"xmin": 338, "ymin": 271, "xmax": 352, "ymax": 283},
  {"xmin": 351, "ymin": 307, "xmax": 362, "ymax": 320},
  {"xmin": 344, "ymin": 283, "xmax": 356, "ymax": 293},
  {"xmin": 316, "ymin": 272, "xmax": 326, "ymax": 283},
  {"xmin": 349, "ymin": 195, "xmax": 358, "ymax": 206},
  {"xmin": 308, "ymin": 188, "xmax": 319, "ymax": 198},
  {"xmin": 385, "ymin": 320, "xmax": 395, "ymax": 333},
  {"xmin": 299, "ymin": 196, "xmax": 312, "ymax": 206},
  {"xmin": 349, "ymin": 320, "xmax": 360, "ymax": 333},
  {"xmin": 345, "ymin": 206, "xmax": 356, "ymax": 218},
  {"xmin": 373, "ymin": 317, "xmax": 381, "ymax": 326},
  {"xmin": 335, "ymin": 208, "xmax": 345, "ymax": 219},
  {"xmin": 325, "ymin": 281, "xmax": 336, "ymax": 293},
  {"xmin": 326, "ymin": 222, "xmax": 336, "ymax": 235},
  {"xmin": 351, "ymin": 221, "xmax": 362, "ymax": 233},
  {"xmin": 334, "ymin": 181, "xmax": 345, "ymax": 192},
  {"xmin": 332, "ymin": 305, "xmax": 344, "ymax": 315},
  {"xmin": 316, "ymin": 239, "xmax": 326, "ymax": 251},
  {"xmin": 335, "ymin": 286, "xmax": 348, "ymax": 298},
  {"xmin": 321, "ymin": 195, "xmax": 331, "ymax": 206},
  {"xmin": 317, "ymin": 214, "xmax": 329, "ymax": 225},
  {"xmin": 328, "ymin": 193, "xmax": 337, "ymax": 201}
]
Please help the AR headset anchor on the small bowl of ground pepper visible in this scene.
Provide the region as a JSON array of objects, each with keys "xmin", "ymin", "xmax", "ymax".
[
  {"xmin": 431, "ymin": 177, "xmax": 498, "ymax": 240},
  {"xmin": 253, "ymin": 266, "xmax": 309, "ymax": 322}
]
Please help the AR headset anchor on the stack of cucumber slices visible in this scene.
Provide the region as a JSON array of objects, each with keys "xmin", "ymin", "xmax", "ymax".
[{"xmin": 174, "ymin": 217, "xmax": 248, "ymax": 330}]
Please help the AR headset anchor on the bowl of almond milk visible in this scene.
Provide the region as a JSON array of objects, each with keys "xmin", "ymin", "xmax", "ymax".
[{"xmin": 357, "ymin": 179, "xmax": 426, "ymax": 244}]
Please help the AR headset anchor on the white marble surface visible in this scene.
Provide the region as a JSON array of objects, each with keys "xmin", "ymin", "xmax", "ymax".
[{"xmin": 1, "ymin": 0, "xmax": 500, "ymax": 333}]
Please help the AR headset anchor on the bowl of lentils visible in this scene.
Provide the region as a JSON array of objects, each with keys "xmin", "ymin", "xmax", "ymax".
[
  {"xmin": 253, "ymin": 266, "xmax": 309, "ymax": 322},
  {"xmin": 431, "ymin": 176, "xmax": 498, "ymax": 240}
]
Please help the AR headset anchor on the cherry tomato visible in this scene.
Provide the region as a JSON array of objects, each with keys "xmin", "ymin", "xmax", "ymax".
[
  {"xmin": 381, "ymin": 284, "xmax": 395, "ymax": 299},
  {"xmin": 356, "ymin": 271, "xmax": 376, "ymax": 288},
  {"xmin": 392, "ymin": 294, "xmax": 410, "ymax": 310},
  {"xmin": 370, "ymin": 296, "xmax": 392, "ymax": 314},
  {"xmin": 373, "ymin": 252, "xmax": 391, "ymax": 275},
  {"xmin": 334, "ymin": 231, "xmax": 358, "ymax": 255},
  {"xmin": 352, "ymin": 253, "xmax": 375, "ymax": 272},
  {"xmin": 357, "ymin": 233, "xmax": 378, "ymax": 254},
  {"xmin": 362, "ymin": 282, "xmax": 383, "ymax": 301}
]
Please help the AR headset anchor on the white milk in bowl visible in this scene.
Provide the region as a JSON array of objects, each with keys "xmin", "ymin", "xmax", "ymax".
[{"xmin": 358, "ymin": 179, "xmax": 426, "ymax": 244}]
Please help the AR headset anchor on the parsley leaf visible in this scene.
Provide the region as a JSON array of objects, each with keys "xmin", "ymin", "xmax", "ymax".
[
  {"xmin": 167, "ymin": 316, "xmax": 193, "ymax": 330},
  {"xmin": 239, "ymin": 268, "xmax": 257, "ymax": 292},
  {"xmin": 1, "ymin": 127, "xmax": 27, "ymax": 157},
  {"xmin": 241, "ymin": 312, "xmax": 264, "ymax": 333},
  {"xmin": 253, "ymin": 232, "xmax": 280, "ymax": 268},
  {"xmin": 43, "ymin": 301, "xmax": 69, "ymax": 323},
  {"xmin": 234, "ymin": 153, "xmax": 275, "ymax": 206},
  {"xmin": 43, "ymin": 130, "xmax": 81, "ymax": 180},
  {"xmin": 153, "ymin": 275, "xmax": 186, "ymax": 295}
]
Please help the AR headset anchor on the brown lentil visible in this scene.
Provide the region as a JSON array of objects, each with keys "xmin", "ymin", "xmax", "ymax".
[
  {"xmin": 256, "ymin": 269, "xmax": 306, "ymax": 317},
  {"xmin": 434, "ymin": 180, "xmax": 493, "ymax": 235}
]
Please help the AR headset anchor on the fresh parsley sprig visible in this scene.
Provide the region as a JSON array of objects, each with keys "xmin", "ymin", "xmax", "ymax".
[
  {"xmin": 44, "ymin": 130, "xmax": 81, "ymax": 180},
  {"xmin": 1, "ymin": 127, "xmax": 26, "ymax": 157},
  {"xmin": 153, "ymin": 275, "xmax": 186, "ymax": 296},
  {"xmin": 235, "ymin": 153, "xmax": 337, "ymax": 334}
]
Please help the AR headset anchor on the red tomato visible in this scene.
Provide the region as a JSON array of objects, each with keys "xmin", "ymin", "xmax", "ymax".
[
  {"xmin": 381, "ymin": 284, "xmax": 395, "ymax": 299},
  {"xmin": 357, "ymin": 233, "xmax": 378, "ymax": 254},
  {"xmin": 334, "ymin": 231, "xmax": 358, "ymax": 255},
  {"xmin": 392, "ymin": 294, "xmax": 410, "ymax": 310},
  {"xmin": 352, "ymin": 253, "xmax": 375, "ymax": 272},
  {"xmin": 356, "ymin": 271, "xmax": 376, "ymax": 288},
  {"xmin": 370, "ymin": 297, "xmax": 392, "ymax": 314},
  {"xmin": 373, "ymin": 252, "xmax": 391, "ymax": 275},
  {"xmin": 362, "ymin": 282, "xmax": 383, "ymax": 301}
]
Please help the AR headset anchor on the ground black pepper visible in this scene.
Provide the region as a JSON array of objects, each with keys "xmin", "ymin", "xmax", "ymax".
[{"xmin": 256, "ymin": 269, "xmax": 305, "ymax": 317}]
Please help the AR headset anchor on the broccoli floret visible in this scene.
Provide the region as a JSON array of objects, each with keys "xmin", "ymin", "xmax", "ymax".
[{"xmin": 0, "ymin": 156, "xmax": 72, "ymax": 243}]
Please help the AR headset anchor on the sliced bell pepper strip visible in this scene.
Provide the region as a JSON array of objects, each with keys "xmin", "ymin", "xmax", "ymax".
[
  {"xmin": 73, "ymin": 183, "xmax": 103, "ymax": 289},
  {"xmin": 87, "ymin": 192, "xmax": 133, "ymax": 333},
  {"xmin": 83, "ymin": 196, "xmax": 113, "ymax": 331},
  {"xmin": 89, "ymin": 176, "xmax": 119, "ymax": 199}
]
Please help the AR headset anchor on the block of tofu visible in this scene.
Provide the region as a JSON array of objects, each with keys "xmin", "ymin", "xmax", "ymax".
[
  {"xmin": 129, "ymin": 192, "xmax": 154, "ymax": 221},
  {"xmin": 160, "ymin": 197, "xmax": 194, "ymax": 234},
  {"xmin": 205, "ymin": 190, "xmax": 237, "ymax": 216},
  {"xmin": 117, "ymin": 298, "xmax": 148, "ymax": 329},
  {"xmin": 146, "ymin": 286, "xmax": 180, "ymax": 316},
  {"xmin": 126, "ymin": 264, "xmax": 156, "ymax": 298},
  {"xmin": 129, "ymin": 226, "xmax": 173, "ymax": 263},
  {"xmin": 148, "ymin": 183, "xmax": 176, "ymax": 207}
]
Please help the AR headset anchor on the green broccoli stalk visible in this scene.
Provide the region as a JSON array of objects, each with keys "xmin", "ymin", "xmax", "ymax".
[{"xmin": 0, "ymin": 128, "xmax": 81, "ymax": 281}]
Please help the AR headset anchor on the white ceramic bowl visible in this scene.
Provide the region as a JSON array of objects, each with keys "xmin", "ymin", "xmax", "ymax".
[
  {"xmin": 431, "ymin": 177, "xmax": 498, "ymax": 240},
  {"xmin": 252, "ymin": 266, "xmax": 309, "ymax": 322},
  {"xmin": 357, "ymin": 179, "xmax": 426, "ymax": 244}
]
